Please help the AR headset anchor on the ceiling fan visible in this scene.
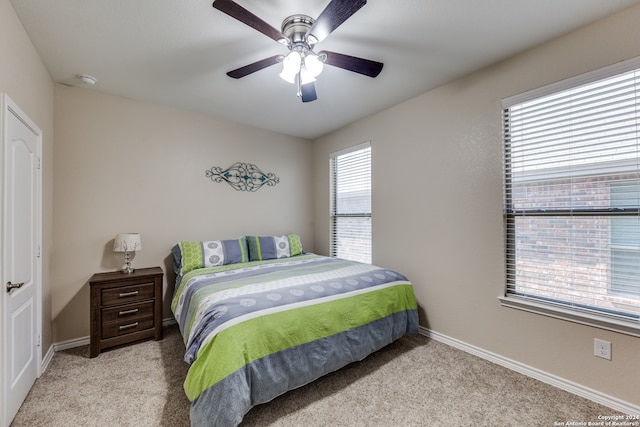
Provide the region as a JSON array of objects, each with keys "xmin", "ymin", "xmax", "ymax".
[{"xmin": 213, "ymin": 0, "xmax": 384, "ymax": 102}]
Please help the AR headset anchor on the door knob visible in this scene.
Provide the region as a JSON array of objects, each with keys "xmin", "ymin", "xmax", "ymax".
[{"xmin": 6, "ymin": 281, "xmax": 25, "ymax": 292}]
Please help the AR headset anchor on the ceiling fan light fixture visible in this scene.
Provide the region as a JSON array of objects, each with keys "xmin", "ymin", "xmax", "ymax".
[{"xmin": 280, "ymin": 49, "xmax": 325, "ymax": 85}]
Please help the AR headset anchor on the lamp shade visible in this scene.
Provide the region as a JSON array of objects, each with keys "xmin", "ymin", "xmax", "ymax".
[{"xmin": 113, "ymin": 233, "xmax": 142, "ymax": 253}]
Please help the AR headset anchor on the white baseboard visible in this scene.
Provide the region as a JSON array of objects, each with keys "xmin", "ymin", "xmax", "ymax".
[
  {"xmin": 48, "ymin": 317, "xmax": 177, "ymax": 355},
  {"xmin": 419, "ymin": 326, "xmax": 640, "ymax": 416},
  {"xmin": 39, "ymin": 336, "xmax": 89, "ymax": 375},
  {"xmin": 54, "ymin": 335, "xmax": 90, "ymax": 352},
  {"xmin": 47, "ymin": 321, "xmax": 635, "ymax": 414},
  {"xmin": 40, "ymin": 345, "xmax": 55, "ymax": 374}
]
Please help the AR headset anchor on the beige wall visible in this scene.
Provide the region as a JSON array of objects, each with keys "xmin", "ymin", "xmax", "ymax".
[
  {"xmin": 0, "ymin": 0, "xmax": 55, "ymax": 357},
  {"xmin": 53, "ymin": 85, "xmax": 313, "ymax": 342},
  {"xmin": 313, "ymin": 5, "xmax": 640, "ymax": 406}
]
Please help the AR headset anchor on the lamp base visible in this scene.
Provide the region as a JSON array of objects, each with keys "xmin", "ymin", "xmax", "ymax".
[
  {"xmin": 120, "ymin": 265, "xmax": 135, "ymax": 274},
  {"xmin": 120, "ymin": 251, "xmax": 135, "ymax": 274}
]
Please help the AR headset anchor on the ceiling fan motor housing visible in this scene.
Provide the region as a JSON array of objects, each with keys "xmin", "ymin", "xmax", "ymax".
[{"xmin": 281, "ymin": 15, "xmax": 315, "ymax": 47}]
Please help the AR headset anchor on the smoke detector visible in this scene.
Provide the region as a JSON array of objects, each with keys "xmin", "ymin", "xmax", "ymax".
[{"xmin": 78, "ymin": 74, "xmax": 97, "ymax": 85}]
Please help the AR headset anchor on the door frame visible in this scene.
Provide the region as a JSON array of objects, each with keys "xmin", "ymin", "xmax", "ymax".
[{"xmin": 0, "ymin": 93, "xmax": 43, "ymax": 427}]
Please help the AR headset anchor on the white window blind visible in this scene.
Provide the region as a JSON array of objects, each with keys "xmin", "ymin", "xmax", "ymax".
[
  {"xmin": 330, "ymin": 143, "xmax": 371, "ymax": 264},
  {"xmin": 502, "ymin": 57, "xmax": 640, "ymax": 330}
]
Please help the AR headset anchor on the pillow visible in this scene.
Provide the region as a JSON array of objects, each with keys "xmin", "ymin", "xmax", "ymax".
[
  {"xmin": 246, "ymin": 234, "xmax": 303, "ymax": 261},
  {"xmin": 172, "ymin": 237, "xmax": 249, "ymax": 275}
]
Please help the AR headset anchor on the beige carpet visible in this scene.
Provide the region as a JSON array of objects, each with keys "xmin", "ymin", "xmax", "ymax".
[{"xmin": 11, "ymin": 325, "xmax": 621, "ymax": 426}]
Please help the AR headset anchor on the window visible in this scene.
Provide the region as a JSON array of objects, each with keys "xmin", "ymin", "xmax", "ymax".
[
  {"xmin": 501, "ymin": 58, "xmax": 640, "ymax": 335},
  {"xmin": 330, "ymin": 142, "xmax": 371, "ymax": 263}
]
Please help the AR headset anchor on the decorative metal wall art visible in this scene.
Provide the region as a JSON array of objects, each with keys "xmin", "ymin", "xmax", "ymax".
[{"xmin": 206, "ymin": 162, "xmax": 280, "ymax": 192}]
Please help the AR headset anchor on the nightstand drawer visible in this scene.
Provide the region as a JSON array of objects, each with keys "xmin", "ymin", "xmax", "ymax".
[
  {"xmin": 102, "ymin": 316, "xmax": 155, "ymax": 339},
  {"xmin": 101, "ymin": 300, "xmax": 154, "ymax": 323},
  {"xmin": 101, "ymin": 282, "xmax": 155, "ymax": 306}
]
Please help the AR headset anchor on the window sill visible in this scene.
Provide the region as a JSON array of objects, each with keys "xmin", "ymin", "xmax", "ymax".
[{"xmin": 498, "ymin": 295, "xmax": 640, "ymax": 338}]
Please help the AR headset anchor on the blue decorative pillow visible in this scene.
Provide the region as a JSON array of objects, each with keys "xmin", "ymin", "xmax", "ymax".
[
  {"xmin": 172, "ymin": 237, "xmax": 249, "ymax": 275},
  {"xmin": 246, "ymin": 234, "xmax": 303, "ymax": 261}
]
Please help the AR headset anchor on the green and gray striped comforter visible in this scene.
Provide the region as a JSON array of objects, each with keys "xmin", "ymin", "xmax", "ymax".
[{"xmin": 171, "ymin": 253, "xmax": 419, "ymax": 426}]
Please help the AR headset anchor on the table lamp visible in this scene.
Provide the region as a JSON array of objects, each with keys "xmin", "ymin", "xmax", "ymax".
[{"xmin": 113, "ymin": 233, "xmax": 142, "ymax": 273}]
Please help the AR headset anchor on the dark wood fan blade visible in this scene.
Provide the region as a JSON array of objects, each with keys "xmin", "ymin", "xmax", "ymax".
[
  {"xmin": 213, "ymin": 0, "xmax": 287, "ymax": 43},
  {"xmin": 300, "ymin": 82, "xmax": 318, "ymax": 102},
  {"xmin": 321, "ymin": 51, "xmax": 383, "ymax": 77},
  {"xmin": 226, "ymin": 55, "xmax": 281, "ymax": 79},
  {"xmin": 307, "ymin": 0, "xmax": 367, "ymax": 44}
]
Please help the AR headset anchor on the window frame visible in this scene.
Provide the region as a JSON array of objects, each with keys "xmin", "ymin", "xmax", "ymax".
[
  {"xmin": 329, "ymin": 141, "xmax": 372, "ymax": 264},
  {"xmin": 500, "ymin": 56, "xmax": 640, "ymax": 337}
]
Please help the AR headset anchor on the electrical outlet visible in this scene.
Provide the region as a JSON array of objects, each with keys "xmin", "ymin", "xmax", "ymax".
[{"xmin": 594, "ymin": 338, "xmax": 611, "ymax": 360}]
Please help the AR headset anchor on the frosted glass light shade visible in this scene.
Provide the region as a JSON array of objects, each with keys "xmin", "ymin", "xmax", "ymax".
[
  {"xmin": 299, "ymin": 68, "xmax": 316, "ymax": 85},
  {"xmin": 304, "ymin": 54, "xmax": 324, "ymax": 77},
  {"xmin": 279, "ymin": 51, "xmax": 301, "ymax": 84}
]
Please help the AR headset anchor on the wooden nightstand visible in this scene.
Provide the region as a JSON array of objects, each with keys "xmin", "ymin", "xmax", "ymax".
[{"xmin": 89, "ymin": 267, "xmax": 163, "ymax": 358}]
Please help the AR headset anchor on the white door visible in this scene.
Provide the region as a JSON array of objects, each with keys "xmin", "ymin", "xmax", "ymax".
[{"xmin": 1, "ymin": 94, "xmax": 42, "ymax": 427}]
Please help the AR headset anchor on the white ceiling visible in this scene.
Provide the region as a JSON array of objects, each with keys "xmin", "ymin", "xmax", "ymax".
[{"xmin": 10, "ymin": 0, "xmax": 640, "ymax": 139}]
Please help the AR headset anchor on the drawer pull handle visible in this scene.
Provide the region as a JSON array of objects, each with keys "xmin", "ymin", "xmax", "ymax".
[
  {"xmin": 118, "ymin": 308, "xmax": 139, "ymax": 316},
  {"xmin": 119, "ymin": 322, "xmax": 139, "ymax": 330},
  {"xmin": 118, "ymin": 290, "xmax": 139, "ymax": 298}
]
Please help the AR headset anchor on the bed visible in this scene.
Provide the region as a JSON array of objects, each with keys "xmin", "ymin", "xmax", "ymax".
[{"xmin": 171, "ymin": 235, "xmax": 419, "ymax": 426}]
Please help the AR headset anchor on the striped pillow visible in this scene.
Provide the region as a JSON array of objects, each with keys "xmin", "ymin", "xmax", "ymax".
[
  {"xmin": 246, "ymin": 234, "xmax": 303, "ymax": 261},
  {"xmin": 172, "ymin": 237, "xmax": 249, "ymax": 275}
]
